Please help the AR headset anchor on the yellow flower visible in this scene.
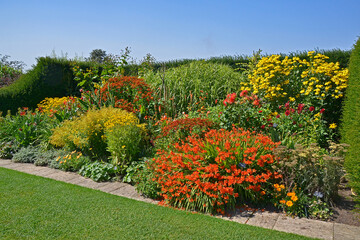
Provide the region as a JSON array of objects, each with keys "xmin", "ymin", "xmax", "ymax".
[
  {"xmin": 286, "ymin": 201, "xmax": 293, "ymax": 207},
  {"xmin": 280, "ymin": 184, "xmax": 285, "ymax": 189},
  {"xmin": 329, "ymin": 123, "xmax": 337, "ymax": 129},
  {"xmin": 274, "ymin": 184, "xmax": 279, "ymax": 189}
]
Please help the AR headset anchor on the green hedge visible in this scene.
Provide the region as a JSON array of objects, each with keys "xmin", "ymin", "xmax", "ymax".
[
  {"xmin": 341, "ymin": 38, "xmax": 360, "ymax": 200},
  {"xmin": 124, "ymin": 49, "xmax": 351, "ymax": 76},
  {"xmin": 0, "ymin": 57, "xmax": 93, "ymax": 115}
]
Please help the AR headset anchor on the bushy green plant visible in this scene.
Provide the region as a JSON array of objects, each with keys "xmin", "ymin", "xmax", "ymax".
[
  {"xmin": 12, "ymin": 146, "xmax": 40, "ymax": 163},
  {"xmin": 0, "ymin": 108, "xmax": 54, "ymax": 150},
  {"xmin": 79, "ymin": 162, "xmax": 116, "ymax": 182},
  {"xmin": 56, "ymin": 151, "xmax": 90, "ymax": 172},
  {"xmin": 341, "ymin": 37, "xmax": 360, "ymax": 202},
  {"xmin": 106, "ymin": 124, "xmax": 147, "ymax": 174},
  {"xmin": 132, "ymin": 158, "xmax": 161, "ymax": 199},
  {"xmin": 274, "ymin": 142, "xmax": 348, "ymax": 204},
  {"xmin": 0, "ymin": 141, "xmax": 15, "ymax": 159},
  {"xmin": 144, "ymin": 61, "xmax": 245, "ymax": 118},
  {"xmin": 34, "ymin": 148, "xmax": 67, "ymax": 167},
  {"xmin": 50, "ymin": 107, "xmax": 145, "ymax": 160}
]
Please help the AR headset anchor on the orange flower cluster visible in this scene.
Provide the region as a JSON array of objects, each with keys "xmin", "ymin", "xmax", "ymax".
[
  {"xmin": 157, "ymin": 117, "xmax": 215, "ymax": 140},
  {"xmin": 98, "ymin": 76, "xmax": 153, "ymax": 115},
  {"xmin": 152, "ymin": 128, "xmax": 281, "ymax": 214}
]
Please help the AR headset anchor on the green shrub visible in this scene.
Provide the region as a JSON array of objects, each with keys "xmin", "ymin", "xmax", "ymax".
[
  {"xmin": 341, "ymin": 37, "xmax": 360, "ymax": 200},
  {"xmin": 274, "ymin": 142, "xmax": 348, "ymax": 204},
  {"xmin": 106, "ymin": 124, "xmax": 147, "ymax": 173},
  {"xmin": 50, "ymin": 107, "xmax": 145, "ymax": 160},
  {"xmin": 12, "ymin": 146, "xmax": 39, "ymax": 163},
  {"xmin": 144, "ymin": 61, "xmax": 245, "ymax": 117},
  {"xmin": 56, "ymin": 151, "xmax": 90, "ymax": 172},
  {"xmin": 79, "ymin": 162, "xmax": 116, "ymax": 182},
  {"xmin": 0, "ymin": 57, "xmax": 94, "ymax": 115},
  {"xmin": 132, "ymin": 158, "xmax": 161, "ymax": 199},
  {"xmin": 35, "ymin": 148, "xmax": 67, "ymax": 167}
]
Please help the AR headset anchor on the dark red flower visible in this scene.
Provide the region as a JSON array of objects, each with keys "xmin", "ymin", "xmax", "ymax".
[
  {"xmin": 309, "ymin": 106, "xmax": 315, "ymax": 112},
  {"xmin": 297, "ymin": 104, "xmax": 305, "ymax": 114},
  {"xmin": 320, "ymin": 108, "xmax": 325, "ymax": 114},
  {"xmin": 285, "ymin": 110, "xmax": 290, "ymax": 116}
]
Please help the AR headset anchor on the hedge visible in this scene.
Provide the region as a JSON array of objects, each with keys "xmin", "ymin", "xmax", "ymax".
[{"xmin": 341, "ymin": 37, "xmax": 360, "ymax": 200}]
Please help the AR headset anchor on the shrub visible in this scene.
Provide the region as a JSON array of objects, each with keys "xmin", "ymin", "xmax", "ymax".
[
  {"xmin": 12, "ymin": 146, "xmax": 39, "ymax": 163},
  {"xmin": 0, "ymin": 57, "xmax": 78, "ymax": 115},
  {"xmin": 79, "ymin": 162, "xmax": 116, "ymax": 182},
  {"xmin": 56, "ymin": 151, "xmax": 90, "ymax": 172},
  {"xmin": 50, "ymin": 107, "xmax": 145, "ymax": 160},
  {"xmin": 106, "ymin": 124, "xmax": 147, "ymax": 173},
  {"xmin": 34, "ymin": 148, "xmax": 67, "ymax": 166},
  {"xmin": 154, "ymin": 116, "xmax": 216, "ymax": 150},
  {"xmin": 151, "ymin": 128, "xmax": 281, "ymax": 214},
  {"xmin": 273, "ymin": 142, "xmax": 347, "ymax": 205},
  {"xmin": 0, "ymin": 141, "xmax": 14, "ymax": 159},
  {"xmin": 144, "ymin": 61, "xmax": 245, "ymax": 117},
  {"xmin": 132, "ymin": 158, "xmax": 161, "ymax": 199},
  {"xmin": 37, "ymin": 96, "xmax": 81, "ymax": 122},
  {"xmin": 341, "ymin": 37, "xmax": 360, "ymax": 200},
  {"xmin": 79, "ymin": 76, "xmax": 154, "ymax": 122}
]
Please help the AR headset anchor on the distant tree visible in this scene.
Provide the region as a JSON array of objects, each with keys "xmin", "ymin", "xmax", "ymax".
[
  {"xmin": 0, "ymin": 54, "xmax": 26, "ymax": 70},
  {"xmin": 88, "ymin": 49, "xmax": 107, "ymax": 63}
]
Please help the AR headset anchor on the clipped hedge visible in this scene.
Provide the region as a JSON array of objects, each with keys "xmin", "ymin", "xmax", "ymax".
[
  {"xmin": 0, "ymin": 57, "xmax": 92, "ymax": 115},
  {"xmin": 341, "ymin": 38, "xmax": 360, "ymax": 198}
]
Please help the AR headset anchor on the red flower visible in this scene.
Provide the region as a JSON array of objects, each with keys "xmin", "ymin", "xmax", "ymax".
[
  {"xmin": 320, "ymin": 108, "xmax": 325, "ymax": 114},
  {"xmin": 285, "ymin": 110, "xmax": 290, "ymax": 116},
  {"xmin": 309, "ymin": 106, "xmax": 315, "ymax": 112},
  {"xmin": 20, "ymin": 111, "xmax": 26, "ymax": 116},
  {"xmin": 284, "ymin": 102, "xmax": 290, "ymax": 109},
  {"xmin": 258, "ymin": 110, "xmax": 262, "ymax": 113},
  {"xmin": 297, "ymin": 104, "xmax": 305, "ymax": 114},
  {"xmin": 223, "ymin": 99, "xmax": 227, "ymax": 106},
  {"xmin": 240, "ymin": 90, "xmax": 248, "ymax": 97}
]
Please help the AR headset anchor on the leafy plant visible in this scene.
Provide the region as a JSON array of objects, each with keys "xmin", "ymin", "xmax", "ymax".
[
  {"xmin": 151, "ymin": 128, "xmax": 281, "ymax": 214},
  {"xmin": 56, "ymin": 151, "xmax": 90, "ymax": 172},
  {"xmin": 50, "ymin": 107, "xmax": 144, "ymax": 160},
  {"xmin": 106, "ymin": 124, "xmax": 147, "ymax": 174},
  {"xmin": 132, "ymin": 158, "xmax": 161, "ymax": 199},
  {"xmin": 12, "ymin": 146, "xmax": 39, "ymax": 163},
  {"xmin": 79, "ymin": 161, "xmax": 116, "ymax": 182}
]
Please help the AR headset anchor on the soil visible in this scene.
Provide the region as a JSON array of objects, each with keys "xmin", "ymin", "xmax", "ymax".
[{"xmin": 330, "ymin": 184, "xmax": 360, "ymax": 226}]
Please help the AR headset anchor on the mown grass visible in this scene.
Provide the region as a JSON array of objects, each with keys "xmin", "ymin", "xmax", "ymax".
[{"xmin": 0, "ymin": 167, "xmax": 313, "ymax": 240}]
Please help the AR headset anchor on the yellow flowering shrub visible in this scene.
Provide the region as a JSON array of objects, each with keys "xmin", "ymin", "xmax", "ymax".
[
  {"xmin": 50, "ymin": 107, "xmax": 145, "ymax": 159},
  {"xmin": 37, "ymin": 96, "xmax": 78, "ymax": 114},
  {"xmin": 241, "ymin": 51, "xmax": 349, "ymax": 107}
]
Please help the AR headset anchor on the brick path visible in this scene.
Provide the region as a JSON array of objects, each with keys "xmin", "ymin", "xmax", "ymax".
[{"xmin": 1, "ymin": 159, "xmax": 359, "ymax": 240}]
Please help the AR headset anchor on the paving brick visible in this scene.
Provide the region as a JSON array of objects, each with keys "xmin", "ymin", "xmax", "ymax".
[
  {"xmin": 274, "ymin": 216, "xmax": 334, "ymax": 240},
  {"xmin": 0, "ymin": 159, "xmax": 13, "ymax": 166},
  {"xmin": 334, "ymin": 223, "xmax": 360, "ymax": 240},
  {"xmin": 46, "ymin": 172, "xmax": 80, "ymax": 182},
  {"xmin": 246, "ymin": 211, "xmax": 280, "ymax": 229},
  {"xmin": 96, "ymin": 182, "xmax": 126, "ymax": 193}
]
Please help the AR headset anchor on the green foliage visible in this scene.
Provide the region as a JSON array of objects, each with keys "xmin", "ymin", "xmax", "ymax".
[
  {"xmin": 0, "ymin": 141, "xmax": 14, "ymax": 159},
  {"xmin": 56, "ymin": 151, "xmax": 90, "ymax": 172},
  {"xmin": 79, "ymin": 161, "xmax": 116, "ymax": 182},
  {"xmin": 132, "ymin": 158, "xmax": 161, "ymax": 199},
  {"xmin": 12, "ymin": 146, "xmax": 39, "ymax": 163},
  {"xmin": 274, "ymin": 142, "xmax": 348, "ymax": 204},
  {"xmin": 34, "ymin": 148, "xmax": 67, "ymax": 167},
  {"xmin": 341, "ymin": 38, "xmax": 360, "ymax": 201},
  {"xmin": 145, "ymin": 61, "xmax": 245, "ymax": 117},
  {"xmin": 88, "ymin": 49, "xmax": 107, "ymax": 63},
  {"xmin": 0, "ymin": 57, "xmax": 89, "ymax": 115},
  {"xmin": 106, "ymin": 124, "xmax": 147, "ymax": 173}
]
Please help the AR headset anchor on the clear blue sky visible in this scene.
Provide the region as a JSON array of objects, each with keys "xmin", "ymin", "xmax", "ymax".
[{"xmin": 1, "ymin": 0, "xmax": 359, "ymax": 69}]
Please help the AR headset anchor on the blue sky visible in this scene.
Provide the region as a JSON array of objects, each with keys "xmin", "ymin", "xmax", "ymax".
[{"xmin": 1, "ymin": 0, "xmax": 359, "ymax": 69}]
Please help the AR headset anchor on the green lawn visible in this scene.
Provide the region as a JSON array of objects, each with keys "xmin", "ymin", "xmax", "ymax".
[{"xmin": 0, "ymin": 167, "xmax": 313, "ymax": 240}]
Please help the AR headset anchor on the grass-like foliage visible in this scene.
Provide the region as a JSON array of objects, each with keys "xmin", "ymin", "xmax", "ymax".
[
  {"xmin": 144, "ymin": 61, "xmax": 245, "ymax": 117},
  {"xmin": 341, "ymin": 37, "xmax": 360, "ymax": 201}
]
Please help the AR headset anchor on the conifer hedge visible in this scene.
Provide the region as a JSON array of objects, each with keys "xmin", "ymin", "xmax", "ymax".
[{"xmin": 341, "ymin": 38, "xmax": 360, "ymax": 199}]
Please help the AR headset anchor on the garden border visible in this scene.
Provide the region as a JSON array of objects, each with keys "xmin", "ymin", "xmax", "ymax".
[{"xmin": 1, "ymin": 159, "xmax": 359, "ymax": 240}]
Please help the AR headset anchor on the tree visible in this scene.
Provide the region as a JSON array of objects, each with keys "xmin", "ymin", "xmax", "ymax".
[{"xmin": 88, "ymin": 49, "xmax": 107, "ymax": 63}]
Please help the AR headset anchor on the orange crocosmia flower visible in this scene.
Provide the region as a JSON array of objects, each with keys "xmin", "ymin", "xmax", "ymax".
[
  {"xmin": 274, "ymin": 184, "xmax": 279, "ymax": 189},
  {"xmin": 287, "ymin": 192, "xmax": 295, "ymax": 197},
  {"xmin": 279, "ymin": 200, "xmax": 286, "ymax": 204},
  {"xmin": 286, "ymin": 201, "xmax": 293, "ymax": 207},
  {"xmin": 291, "ymin": 195, "xmax": 298, "ymax": 202},
  {"xmin": 280, "ymin": 184, "xmax": 285, "ymax": 189}
]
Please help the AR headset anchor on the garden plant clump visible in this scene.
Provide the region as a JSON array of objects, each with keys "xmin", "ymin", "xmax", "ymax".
[{"xmin": 0, "ymin": 47, "xmax": 357, "ymax": 221}]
